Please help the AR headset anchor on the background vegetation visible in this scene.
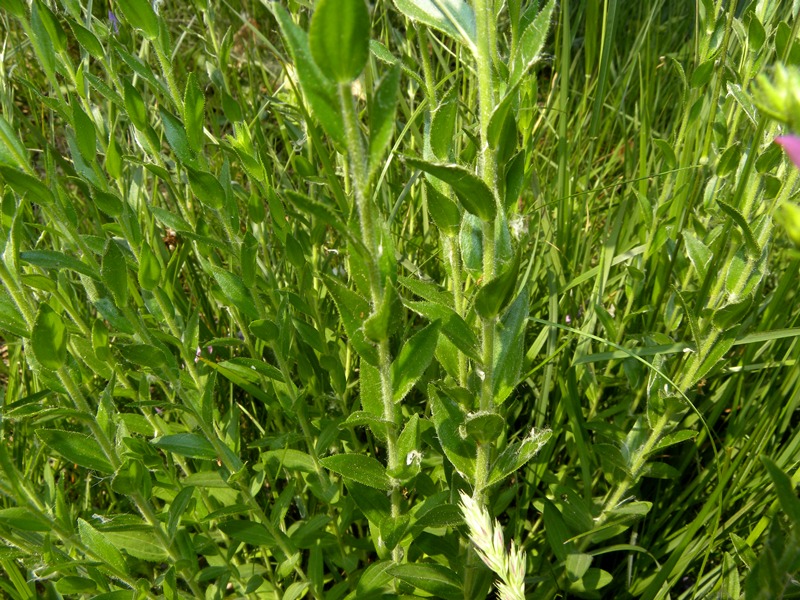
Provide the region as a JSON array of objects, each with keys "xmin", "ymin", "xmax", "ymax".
[{"xmin": 1, "ymin": 0, "xmax": 800, "ymax": 598}]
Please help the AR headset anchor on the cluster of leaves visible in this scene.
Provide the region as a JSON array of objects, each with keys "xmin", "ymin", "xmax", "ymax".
[{"xmin": 0, "ymin": 0, "xmax": 799, "ymax": 599}]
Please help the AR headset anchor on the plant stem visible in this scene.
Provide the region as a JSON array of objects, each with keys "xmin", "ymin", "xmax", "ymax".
[
  {"xmin": 338, "ymin": 82, "xmax": 402, "ymax": 560},
  {"xmin": 466, "ymin": 0, "xmax": 499, "ymax": 596}
]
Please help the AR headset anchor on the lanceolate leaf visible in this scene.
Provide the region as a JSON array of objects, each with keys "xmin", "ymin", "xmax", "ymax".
[
  {"xmin": 31, "ymin": 303, "xmax": 67, "ymax": 371},
  {"xmin": 187, "ymin": 168, "xmax": 225, "ymax": 210},
  {"xmin": 101, "ymin": 240, "xmax": 129, "ymax": 308},
  {"xmin": 425, "ymin": 180, "xmax": 461, "ymax": 236},
  {"xmin": 78, "ymin": 518, "xmax": 127, "ymax": 574},
  {"xmin": 429, "ymin": 385, "xmax": 476, "ymax": 481},
  {"xmin": 159, "ymin": 108, "xmax": 196, "ymax": 167},
  {"xmin": 510, "ymin": 0, "xmax": 556, "ymax": 86},
  {"xmin": 393, "ymin": 0, "xmax": 477, "ymax": 52},
  {"xmin": 369, "ymin": 66, "xmax": 401, "ymax": 179},
  {"xmin": 151, "ymin": 433, "xmax": 218, "ymax": 460},
  {"xmin": 403, "ymin": 157, "xmax": 496, "ymax": 221},
  {"xmin": 272, "ymin": 4, "xmax": 345, "ymax": 147},
  {"xmin": 321, "ymin": 454, "xmax": 391, "ymax": 490},
  {"xmin": 183, "ymin": 73, "xmax": 205, "ymax": 153},
  {"xmin": 322, "ymin": 274, "xmax": 378, "ymax": 366},
  {"xmin": 0, "ymin": 166, "xmax": 55, "ymax": 205},
  {"xmin": 115, "ymin": 0, "xmax": 160, "ymax": 40},
  {"xmin": 493, "ymin": 287, "xmax": 528, "ymax": 404},
  {"xmin": 487, "ymin": 428, "xmax": 552, "ymax": 488},
  {"xmin": 387, "ymin": 563, "xmax": 462, "ymax": 600},
  {"xmin": 37, "ymin": 430, "xmax": 114, "ymax": 473},
  {"xmin": 209, "ymin": 265, "xmax": 259, "ymax": 319},
  {"xmin": 392, "ymin": 320, "xmax": 441, "ymax": 402},
  {"xmin": 309, "ymin": 0, "xmax": 370, "ymax": 83},
  {"xmin": 474, "ymin": 250, "xmax": 520, "ymax": 320},
  {"xmin": 405, "ymin": 300, "xmax": 480, "ymax": 361}
]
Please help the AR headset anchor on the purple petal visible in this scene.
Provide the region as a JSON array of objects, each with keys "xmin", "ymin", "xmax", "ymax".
[
  {"xmin": 108, "ymin": 10, "xmax": 119, "ymax": 34},
  {"xmin": 776, "ymin": 135, "xmax": 800, "ymax": 169}
]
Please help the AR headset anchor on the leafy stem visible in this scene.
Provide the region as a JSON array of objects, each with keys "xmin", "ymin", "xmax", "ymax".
[{"xmin": 338, "ymin": 81, "xmax": 403, "ymax": 558}]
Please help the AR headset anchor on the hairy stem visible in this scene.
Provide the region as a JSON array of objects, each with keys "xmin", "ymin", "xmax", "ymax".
[{"xmin": 338, "ymin": 82, "xmax": 402, "ymax": 560}]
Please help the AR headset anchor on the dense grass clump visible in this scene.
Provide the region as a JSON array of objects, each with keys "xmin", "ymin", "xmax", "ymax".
[{"xmin": 1, "ymin": 0, "xmax": 800, "ymax": 598}]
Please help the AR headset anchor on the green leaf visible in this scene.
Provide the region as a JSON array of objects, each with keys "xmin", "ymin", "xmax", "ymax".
[
  {"xmin": 392, "ymin": 320, "xmax": 441, "ymax": 402},
  {"xmin": 393, "ymin": 414, "xmax": 421, "ymax": 478},
  {"xmin": 493, "ymin": 286, "xmax": 528, "ymax": 404},
  {"xmin": 93, "ymin": 189, "xmax": 124, "ymax": 217},
  {"xmin": 653, "ymin": 138, "xmax": 676, "ymax": 170},
  {"xmin": 0, "ymin": 166, "xmax": 55, "ymax": 205},
  {"xmin": 0, "ymin": 507, "xmax": 50, "ymax": 532},
  {"xmin": 488, "ymin": 85, "xmax": 517, "ymax": 150},
  {"xmin": 369, "ymin": 66, "xmax": 401, "ymax": 178},
  {"xmin": 218, "ymin": 520, "xmax": 275, "ymax": 546},
  {"xmin": 0, "ymin": 116, "xmax": 30, "ymax": 170},
  {"xmin": 123, "ymin": 79, "xmax": 147, "ymax": 131},
  {"xmin": 250, "ymin": 319, "xmax": 279, "ymax": 343},
  {"xmin": 320, "ymin": 454, "xmax": 391, "ymax": 490},
  {"xmin": 31, "ymin": 303, "xmax": 67, "ymax": 371},
  {"xmin": 762, "ymin": 457, "xmax": 800, "ymax": 528},
  {"xmin": 364, "ymin": 279, "xmax": 402, "ymax": 342},
  {"xmin": 460, "ymin": 212, "xmax": 483, "ymax": 276},
  {"xmin": 71, "ymin": 98, "xmax": 96, "ymax": 163},
  {"xmin": 683, "ymin": 231, "xmax": 712, "ymax": 279},
  {"xmin": 69, "ymin": 21, "xmax": 105, "ymax": 58},
  {"xmin": 77, "ymin": 518, "xmax": 127, "ymax": 574},
  {"xmin": 102, "ymin": 526, "xmax": 169, "ymax": 562},
  {"xmin": 137, "ymin": 241, "xmax": 161, "ymax": 291},
  {"xmin": 568, "ymin": 568, "xmax": 613, "ymax": 593},
  {"xmin": 425, "ymin": 180, "xmax": 461, "ymax": 236},
  {"xmin": 387, "ymin": 563, "xmax": 462, "ymax": 600},
  {"xmin": 464, "ymin": 411, "xmax": 505, "ymax": 443},
  {"xmin": 380, "ymin": 514, "xmax": 410, "ymax": 552},
  {"xmin": 151, "ymin": 433, "xmax": 218, "ymax": 460},
  {"xmin": 542, "ymin": 499, "xmax": 573, "ymax": 561},
  {"xmin": 183, "ymin": 73, "xmax": 205, "ymax": 154},
  {"xmin": 690, "ymin": 59, "xmax": 715, "ymax": 88},
  {"xmin": 429, "ymin": 385, "xmax": 476, "ymax": 481},
  {"xmin": 566, "ymin": 553, "xmax": 593, "ymax": 582},
  {"xmin": 510, "ymin": 0, "xmax": 556, "ymax": 86},
  {"xmin": 187, "ymin": 168, "xmax": 224, "ymax": 210},
  {"xmin": 210, "ymin": 265, "xmax": 259, "ymax": 319},
  {"xmin": 487, "ymin": 427, "xmax": 551, "ymax": 488},
  {"xmin": 429, "ymin": 87, "xmax": 459, "ymax": 161},
  {"xmin": 34, "ymin": 0, "xmax": 66, "ymax": 53},
  {"xmin": 37, "ymin": 430, "xmax": 114, "ymax": 473},
  {"xmin": 392, "ymin": 0, "xmax": 476, "ymax": 51},
  {"xmin": 309, "ymin": 0, "xmax": 370, "ymax": 83},
  {"xmin": 717, "ymin": 200, "xmax": 761, "ymax": 256},
  {"xmin": 650, "ymin": 430, "xmax": 697, "ymax": 454},
  {"xmin": 159, "ymin": 108, "xmax": 196, "ymax": 167},
  {"xmin": 340, "ymin": 411, "xmax": 394, "ymax": 442},
  {"xmin": 115, "ymin": 0, "xmax": 160, "ymax": 40},
  {"xmin": 474, "ymin": 250, "xmax": 520, "ymax": 320},
  {"xmin": 223, "ymin": 358, "xmax": 284, "ymax": 383},
  {"xmin": 322, "ymin": 274, "xmax": 378, "ymax": 366},
  {"xmin": 722, "ymin": 552, "xmax": 741, "ymax": 600},
  {"xmin": 272, "ymin": 4, "xmax": 345, "ymax": 147},
  {"xmin": 111, "ymin": 459, "xmax": 151, "ymax": 497},
  {"xmin": 56, "ymin": 576, "xmax": 97, "ymax": 594},
  {"xmin": 101, "ymin": 240, "xmax": 129, "ymax": 308},
  {"xmin": 403, "ymin": 157, "xmax": 496, "ymax": 221},
  {"xmin": 29, "ymin": 0, "xmax": 56, "ymax": 82},
  {"xmin": 118, "ymin": 343, "xmax": 168, "ymax": 371},
  {"xmin": 405, "ymin": 300, "xmax": 480, "ymax": 361}
]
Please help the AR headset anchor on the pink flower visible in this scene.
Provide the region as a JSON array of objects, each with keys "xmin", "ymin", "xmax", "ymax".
[{"xmin": 776, "ymin": 135, "xmax": 800, "ymax": 169}]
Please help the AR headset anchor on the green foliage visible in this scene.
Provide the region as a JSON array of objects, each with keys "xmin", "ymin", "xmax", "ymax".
[{"xmin": 0, "ymin": 0, "xmax": 799, "ymax": 598}]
